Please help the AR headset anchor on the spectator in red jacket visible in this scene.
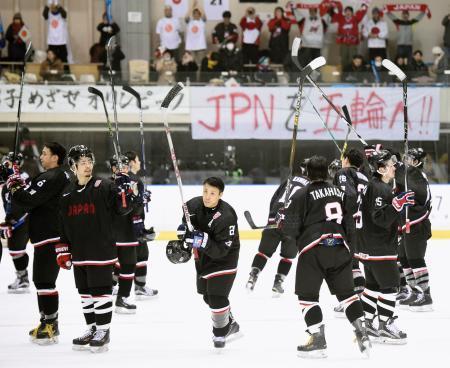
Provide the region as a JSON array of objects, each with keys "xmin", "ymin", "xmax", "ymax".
[
  {"xmin": 329, "ymin": 2, "xmax": 368, "ymax": 69},
  {"xmin": 268, "ymin": 7, "xmax": 291, "ymax": 64},
  {"xmin": 240, "ymin": 7, "xmax": 262, "ymax": 64}
]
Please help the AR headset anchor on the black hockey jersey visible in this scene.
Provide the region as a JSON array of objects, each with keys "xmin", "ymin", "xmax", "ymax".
[
  {"xmin": 333, "ymin": 167, "xmax": 369, "ymax": 252},
  {"xmin": 395, "ymin": 163, "xmax": 431, "ymax": 230},
  {"xmin": 355, "ymin": 176, "xmax": 400, "ymax": 260},
  {"xmin": 59, "ymin": 176, "xmax": 132, "ymax": 266},
  {"xmin": 283, "ymin": 180, "xmax": 349, "ymax": 255},
  {"xmin": 12, "ymin": 167, "xmax": 70, "ymax": 246},
  {"xmin": 268, "ymin": 175, "xmax": 310, "ymax": 222},
  {"xmin": 184, "ymin": 196, "xmax": 240, "ymax": 278}
]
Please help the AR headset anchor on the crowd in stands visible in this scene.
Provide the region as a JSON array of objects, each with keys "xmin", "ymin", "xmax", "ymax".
[{"xmin": 0, "ymin": 1, "xmax": 450, "ymax": 84}]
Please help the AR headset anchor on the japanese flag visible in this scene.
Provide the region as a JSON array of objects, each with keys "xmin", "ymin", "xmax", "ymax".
[
  {"xmin": 18, "ymin": 25, "xmax": 31, "ymax": 43},
  {"xmin": 165, "ymin": 0, "xmax": 188, "ymax": 19},
  {"xmin": 203, "ymin": 0, "xmax": 229, "ymax": 21}
]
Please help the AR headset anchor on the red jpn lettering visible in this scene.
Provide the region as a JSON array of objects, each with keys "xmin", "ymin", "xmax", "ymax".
[
  {"xmin": 230, "ymin": 92, "xmax": 251, "ymax": 130},
  {"xmin": 197, "ymin": 94, "xmax": 226, "ymax": 131}
]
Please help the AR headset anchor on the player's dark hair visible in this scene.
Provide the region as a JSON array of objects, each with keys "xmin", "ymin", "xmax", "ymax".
[
  {"xmin": 44, "ymin": 142, "xmax": 66, "ymax": 165},
  {"xmin": 343, "ymin": 148, "xmax": 364, "ymax": 168},
  {"xmin": 203, "ymin": 176, "xmax": 225, "ymax": 193},
  {"xmin": 125, "ymin": 150, "xmax": 139, "ymax": 162},
  {"xmin": 306, "ymin": 155, "xmax": 328, "ymax": 181}
]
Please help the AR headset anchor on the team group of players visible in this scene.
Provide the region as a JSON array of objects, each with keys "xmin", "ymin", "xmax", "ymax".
[{"xmin": 0, "ymin": 140, "xmax": 433, "ymax": 357}]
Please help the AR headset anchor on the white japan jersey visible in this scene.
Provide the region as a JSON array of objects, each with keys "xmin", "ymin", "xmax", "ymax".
[
  {"xmin": 156, "ymin": 17, "xmax": 182, "ymax": 50},
  {"xmin": 185, "ymin": 18, "xmax": 207, "ymax": 51},
  {"xmin": 47, "ymin": 12, "xmax": 67, "ymax": 45}
]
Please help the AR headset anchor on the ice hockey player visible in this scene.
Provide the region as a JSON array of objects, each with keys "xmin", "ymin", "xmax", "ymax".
[
  {"xmin": 246, "ymin": 165, "xmax": 309, "ymax": 295},
  {"xmin": 331, "ymin": 148, "xmax": 369, "ymax": 316},
  {"xmin": 357, "ymin": 150, "xmax": 412, "ymax": 344},
  {"xmin": 57, "ymin": 145, "xmax": 136, "ymax": 353},
  {"xmin": 124, "ymin": 150, "xmax": 158, "ymax": 299},
  {"xmin": 395, "ymin": 148, "xmax": 432, "ymax": 311},
  {"xmin": 176, "ymin": 177, "xmax": 241, "ymax": 348},
  {"xmin": 109, "ymin": 155, "xmax": 139, "ymax": 313},
  {"xmin": 1, "ymin": 152, "xmax": 30, "ymax": 293},
  {"xmin": 6, "ymin": 142, "xmax": 70, "ymax": 345},
  {"xmin": 283, "ymin": 155, "xmax": 370, "ymax": 358}
]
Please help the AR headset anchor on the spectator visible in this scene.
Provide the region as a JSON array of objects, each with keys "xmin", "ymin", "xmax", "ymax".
[
  {"xmin": 200, "ymin": 51, "xmax": 221, "ymax": 83},
  {"xmin": 410, "ymin": 50, "xmax": 429, "ymax": 79},
  {"xmin": 363, "ymin": 7, "xmax": 388, "ymax": 61},
  {"xmin": 442, "ymin": 14, "xmax": 450, "ymax": 54},
  {"xmin": 267, "ymin": 7, "xmax": 291, "ymax": 64},
  {"xmin": 0, "ymin": 15, "xmax": 5, "ymax": 59},
  {"xmin": 177, "ymin": 51, "xmax": 198, "ymax": 83},
  {"xmin": 212, "ymin": 11, "xmax": 238, "ymax": 47},
  {"xmin": 43, "ymin": 0, "xmax": 69, "ymax": 63},
  {"xmin": 395, "ymin": 55, "xmax": 408, "ymax": 73},
  {"xmin": 185, "ymin": 5, "xmax": 207, "ymax": 67},
  {"xmin": 5, "ymin": 13, "xmax": 27, "ymax": 62},
  {"xmin": 156, "ymin": 5, "xmax": 182, "ymax": 62},
  {"xmin": 369, "ymin": 55, "xmax": 389, "ymax": 84},
  {"xmin": 431, "ymin": 46, "xmax": 449, "ymax": 83},
  {"xmin": 97, "ymin": 13, "xmax": 120, "ymax": 47},
  {"xmin": 254, "ymin": 54, "xmax": 277, "ymax": 84},
  {"xmin": 155, "ymin": 49, "xmax": 177, "ymax": 85},
  {"xmin": 329, "ymin": 3, "xmax": 368, "ymax": 69},
  {"xmin": 240, "ymin": 7, "xmax": 262, "ymax": 64},
  {"xmin": 294, "ymin": 6, "xmax": 327, "ymax": 67},
  {"xmin": 386, "ymin": 9, "xmax": 425, "ymax": 63},
  {"xmin": 218, "ymin": 42, "xmax": 243, "ymax": 73},
  {"xmin": 39, "ymin": 49, "xmax": 63, "ymax": 81},
  {"xmin": 342, "ymin": 54, "xmax": 368, "ymax": 83}
]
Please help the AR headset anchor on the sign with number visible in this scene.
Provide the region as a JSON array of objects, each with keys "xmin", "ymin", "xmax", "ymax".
[{"xmin": 203, "ymin": 0, "xmax": 229, "ymax": 20}]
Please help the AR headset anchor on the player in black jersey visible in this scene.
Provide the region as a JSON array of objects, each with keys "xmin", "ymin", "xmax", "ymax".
[
  {"xmin": 1, "ymin": 153, "xmax": 30, "ymax": 293},
  {"xmin": 109, "ymin": 155, "xmax": 139, "ymax": 314},
  {"xmin": 395, "ymin": 148, "xmax": 432, "ymax": 311},
  {"xmin": 57, "ymin": 145, "xmax": 135, "ymax": 353},
  {"xmin": 332, "ymin": 148, "xmax": 369, "ymax": 316},
  {"xmin": 356, "ymin": 150, "xmax": 413, "ymax": 344},
  {"xmin": 175, "ymin": 177, "xmax": 241, "ymax": 349},
  {"xmin": 7, "ymin": 142, "xmax": 69, "ymax": 345},
  {"xmin": 283, "ymin": 156, "xmax": 370, "ymax": 358},
  {"xmin": 246, "ymin": 169, "xmax": 309, "ymax": 296},
  {"xmin": 125, "ymin": 151, "xmax": 158, "ymax": 299}
]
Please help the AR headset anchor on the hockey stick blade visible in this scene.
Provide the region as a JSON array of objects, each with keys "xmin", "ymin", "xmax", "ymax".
[
  {"xmin": 88, "ymin": 86, "xmax": 103, "ymax": 98},
  {"xmin": 123, "ymin": 85, "xmax": 142, "ymax": 108},
  {"xmin": 24, "ymin": 42, "xmax": 33, "ymax": 63},
  {"xmin": 244, "ymin": 211, "xmax": 277, "ymax": 230},
  {"xmin": 300, "ymin": 56, "xmax": 326, "ymax": 78},
  {"xmin": 291, "ymin": 37, "xmax": 302, "ymax": 70},
  {"xmin": 381, "ymin": 59, "xmax": 406, "ymax": 82},
  {"xmin": 342, "ymin": 105, "xmax": 352, "ymax": 126},
  {"xmin": 161, "ymin": 82, "xmax": 184, "ymax": 109}
]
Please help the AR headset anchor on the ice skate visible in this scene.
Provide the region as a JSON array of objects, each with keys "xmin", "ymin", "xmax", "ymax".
[
  {"xmin": 135, "ymin": 285, "xmax": 158, "ymax": 300},
  {"xmin": 213, "ymin": 318, "xmax": 242, "ymax": 348},
  {"xmin": 378, "ymin": 317, "xmax": 407, "ymax": 345},
  {"xmin": 396, "ymin": 286, "xmax": 410, "ymax": 302},
  {"xmin": 89, "ymin": 328, "xmax": 110, "ymax": 353},
  {"xmin": 8, "ymin": 270, "xmax": 30, "ymax": 294},
  {"xmin": 245, "ymin": 267, "xmax": 260, "ymax": 292},
  {"xmin": 333, "ymin": 303, "xmax": 346, "ymax": 318},
  {"xmin": 297, "ymin": 325, "xmax": 327, "ymax": 359},
  {"xmin": 409, "ymin": 288, "xmax": 433, "ymax": 312},
  {"xmin": 352, "ymin": 319, "xmax": 371, "ymax": 357},
  {"xmin": 398, "ymin": 287, "xmax": 419, "ymax": 309},
  {"xmin": 365, "ymin": 318, "xmax": 380, "ymax": 342},
  {"xmin": 73, "ymin": 326, "xmax": 96, "ymax": 351},
  {"xmin": 33, "ymin": 320, "xmax": 59, "ymax": 345},
  {"xmin": 272, "ymin": 273, "xmax": 285, "ymax": 297},
  {"xmin": 115, "ymin": 296, "xmax": 137, "ymax": 314}
]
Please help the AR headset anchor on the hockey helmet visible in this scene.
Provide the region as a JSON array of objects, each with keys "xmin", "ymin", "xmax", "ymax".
[
  {"xmin": 328, "ymin": 158, "xmax": 341, "ymax": 179},
  {"xmin": 166, "ymin": 240, "xmax": 192, "ymax": 264},
  {"xmin": 68, "ymin": 145, "xmax": 95, "ymax": 167},
  {"xmin": 405, "ymin": 148, "xmax": 426, "ymax": 167},
  {"xmin": 109, "ymin": 154, "xmax": 130, "ymax": 169},
  {"xmin": 369, "ymin": 150, "xmax": 397, "ymax": 172}
]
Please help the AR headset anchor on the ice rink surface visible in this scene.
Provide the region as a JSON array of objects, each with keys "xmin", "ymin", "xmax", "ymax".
[{"xmin": 1, "ymin": 239, "xmax": 449, "ymax": 368}]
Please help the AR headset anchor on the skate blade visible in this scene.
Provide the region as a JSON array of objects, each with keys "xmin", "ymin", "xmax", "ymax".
[
  {"xmin": 409, "ymin": 305, "xmax": 433, "ymax": 312},
  {"xmin": 245, "ymin": 284, "xmax": 255, "ymax": 293},
  {"xmin": 8, "ymin": 288, "xmax": 30, "ymax": 294},
  {"xmin": 226, "ymin": 331, "xmax": 243, "ymax": 344},
  {"xmin": 334, "ymin": 311, "xmax": 346, "ymax": 318},
  {"xmin": 378, "ymin": 337, "xmax": 407, "ymax": 345},
  {"xmin": 72, "ymin": 344, "xmax": 91, "ymax": 351},
  {"xmin": 33, "ymin": 336, "xmax": 59, "ymax": 346},
  {"xmin": 135, "ymin": 294, "xmax": 159, "ymax": 301},
  {"xmin": 397, "ymin": 304, "xmax": 411, "ymax": 310},
  {"xmin": 358, "ymin": 341, "xmax": 371, "ymax": 358},
  {"xmin": 90, "ymin": 344, "xmax": 109, "ymax": 353},
  {"xmin": 272, "ymin": 291, "xmax": 283, "ymax": 298},
  {"xmin": 115, "ymin": 307, "xmax": 136, "ymax": 314},
  {"xmin": 297, "ymin": 349, "xmax": 327, "ymax": 359}
]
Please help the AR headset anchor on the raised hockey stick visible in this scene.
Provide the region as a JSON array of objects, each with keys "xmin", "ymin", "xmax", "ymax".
[
  {"xmin": 13, "ymin": 42, "xmax": 33, "ymax": 167},
  {"xmin": 122, "ymin": 85, "xmax": 149, "ymax": 212},
  {"xmin": 243, "ymin": 210, "xmax": 273, "ymax": 230},
  {"xmin": 160, "ymin": 83, "xmax": 194, "ymax": 231},
  {"xmin": 88, "ymin": 86, "xmax": 126, "ymax": 208},
  {"xmin": 341, "ymin": 105, "xmax": 353, "ymax": 159},
  {"xmin": 382, "ymin": 58, "xmax": 410, "ymax": 233}
]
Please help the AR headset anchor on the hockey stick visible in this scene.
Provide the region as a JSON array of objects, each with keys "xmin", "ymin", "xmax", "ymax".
[
  {"xmin": 341, "ymin": 105, "xmax": 353, "ymax": 159},
  {"xmin": 291, "ymin": 38, "xmax": 367, "ymax": 146},
  {"xmin": 12, "ymin": 42, "xmax": 33, "ymax": 170},
  {"xmin": 382, "ymin": 59, "xmax": 410, "ymax": 233},
  {"xmin": 160, "ymin": 83, "xmax": 193, "ymax": 231},
  {"xmin": 88, "ymin": 86, "xmax": 126, "ymax": 208},
  {"xmin": 122, "ymin": 85, "xmax": 149, "ymax": 212},
  {"xmin": 244, "ymin": 210, "xmax": 272, "ymax": 230}
]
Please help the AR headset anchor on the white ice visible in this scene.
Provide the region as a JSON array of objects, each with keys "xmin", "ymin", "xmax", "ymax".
[{"xmin": 1, "ymin": 240, "xmax": 449, "ymax": 368}]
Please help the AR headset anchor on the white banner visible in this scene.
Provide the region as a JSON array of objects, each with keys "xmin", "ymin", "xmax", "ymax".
[
  {"xmin": 165, "ymin": 0, "xmax": 189, "ymax": 18},
  {"xmin": 0, "ymin": 85, "xmax": 189, "ymax": 115},
  {"xmin": 203, "ymin": 0, "xmax": 229, "ymax": 20},
  {"xmin": 190, "ymin": 86, "xmax": 440, "ymax": 141}
]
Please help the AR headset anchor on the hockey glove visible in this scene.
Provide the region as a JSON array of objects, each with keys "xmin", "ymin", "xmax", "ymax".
[
  {"xmin": 142, "ymin": 190, "xmax": 152, "ymax": 204},
  {"xmin": 55, "ymin": 243, "xmax": 72, "ymax": 270},
  {"xmin": 114, "ymin": 172, "xmax": 132, "ymax": 195},
  {"xmin": 176, "ymin": 223, "xmax": 189, "ymax": 240},
  {"xmin": 392, "ymin": 191, "xmax": 415, "ymax": 212},
  {"xmin": 184, "ymin": 230, "xmax": 208, "ymax": 249},
  {"xmin": 6, "ymin": 174, "xmax": 25, "ymax": 194},
  {"xmin": 275, "ymin": 208, "xmax": 285, "ymax": 229},
  {"xmin": 364, "ymin": 144, "xmax": 383, "ymax": 159},
  {"xmin": 0, "ymin": 222, "xmax": 13, "ymax": 239}
]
